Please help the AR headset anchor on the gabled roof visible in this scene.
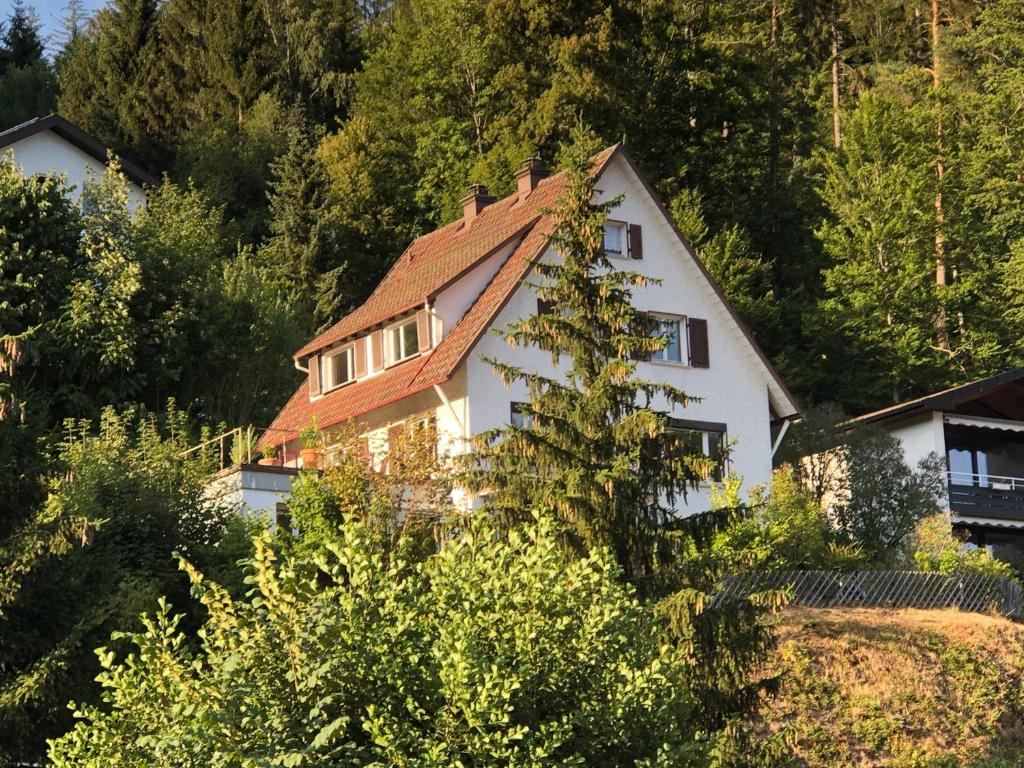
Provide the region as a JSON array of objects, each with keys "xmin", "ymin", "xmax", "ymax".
[
  {"xmin": 848, "ymin": 367, "xmax": 1024, "ymax": 427},
  {"xmin": 0, "ymin": 114, "xmax": 159, "ymax": 188},
  {"xmin": 265, "ymin": 145, "xmax": 799, "ymax": 443}
]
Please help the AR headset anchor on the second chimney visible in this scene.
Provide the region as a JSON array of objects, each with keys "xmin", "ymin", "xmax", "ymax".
[
  {"xmin": 514, "ymin": 156, "xmax": 548, "ymax": 198},
  {"xmin": 461, "ymin": 183, "xmax": 496, "ymax": 225}
]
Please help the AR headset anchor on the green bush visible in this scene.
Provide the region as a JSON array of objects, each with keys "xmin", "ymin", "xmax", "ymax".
[
  {"xmin": 49, "ymin": 514, "xmax": 703, "ymax": 767},
  {"xmin": 908, "ymin": 513, "xmax": 1016, "ymax": 580}
]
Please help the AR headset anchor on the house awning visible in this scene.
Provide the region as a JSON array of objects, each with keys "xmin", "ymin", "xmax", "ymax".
[
  {"xmin": 944, "ymin": 414, "xmax": 1024, "ymax": 433},
  {"xmin": 952, "ymin": 514, "xmax": 1024, "ymax": 531}
]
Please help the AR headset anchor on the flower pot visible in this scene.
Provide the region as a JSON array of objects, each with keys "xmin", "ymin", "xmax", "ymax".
[
  {"xmin": 299, "ymin": 448, "xmax": 321, "ymax": 469},
  {"xmin": 257, "ymin": 457, "xmax": 277, "ymax": 467}
]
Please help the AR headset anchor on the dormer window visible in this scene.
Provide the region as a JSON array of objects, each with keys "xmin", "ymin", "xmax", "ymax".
[
  {"xmin": 323, "ymin": 344, "xmax": 354, "ymax": 390},
  {"xmin": 603, "ymin": 221, "xmax": 626, "ymax": 256},
  {"xmin": 386, "ymin": 316, "xmax": 420, "ymax": 366}
]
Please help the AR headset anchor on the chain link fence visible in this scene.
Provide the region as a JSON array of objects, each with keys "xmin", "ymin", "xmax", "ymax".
[{"xmin": 717, "ymin": 569, "xmax": 1023, "ymax": 618}]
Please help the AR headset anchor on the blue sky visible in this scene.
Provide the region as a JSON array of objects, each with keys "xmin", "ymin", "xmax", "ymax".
[{"xmin": 7, "ymin": 0, "xmax": 106, "ymax": 54}]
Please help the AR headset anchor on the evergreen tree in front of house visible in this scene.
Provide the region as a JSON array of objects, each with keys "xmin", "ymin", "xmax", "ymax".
[
  {"xmin": 465, "ymin": 137, "xmax": 788, "ymax": 764},
  {"xmin": 465, "ymin": 138, "xmax": 710, "ymax": 580}
]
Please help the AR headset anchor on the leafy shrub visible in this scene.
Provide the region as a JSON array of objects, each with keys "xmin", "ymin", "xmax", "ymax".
[
  {"xmin": 908, "ymin": 513, "xmax": 1016, "ymax": 580},
  {"xmin": 710, "ymin": 468, "xmax": 863, "ymax": 571},
  {"xmin": 49, "ymin": 515, "xmax": 703, "ymax": 767}
]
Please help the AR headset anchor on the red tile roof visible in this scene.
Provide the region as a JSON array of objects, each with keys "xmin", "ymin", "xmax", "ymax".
[
  {"xmin": 264, "ymin": 150, "xmax": 619, "ymax": 444},
  {"xmin": 294, "ymin": 144, "xmax": 619, "ymax": 359}
]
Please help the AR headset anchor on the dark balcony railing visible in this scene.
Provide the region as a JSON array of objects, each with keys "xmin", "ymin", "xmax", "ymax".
[{"xmin": 947, "ymin": 471, "xmax": 1024, "ymax": 522}]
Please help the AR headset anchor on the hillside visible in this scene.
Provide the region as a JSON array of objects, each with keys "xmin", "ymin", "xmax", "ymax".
[{"xmin": 759, "ymin": 608, "xmax": 1024, "ymax": 768}]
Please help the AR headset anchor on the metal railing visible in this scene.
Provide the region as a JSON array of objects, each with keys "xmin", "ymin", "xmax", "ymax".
[
  {"xmin": 948, "ymin": 470, "xmax": 1024, "ymax": 491},
  {"xmin": 717, "ymin": 569, "xmax": 1023, "ymax": 618}
]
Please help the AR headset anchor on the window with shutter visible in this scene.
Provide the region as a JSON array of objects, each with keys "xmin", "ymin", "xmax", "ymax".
[
  {"xmin": 628, "ymin": 224, "xmax": 643, "ymax": 259},
  {"xmin": 687, "ymin": 318, "xmax": 709, "ymax": 368}
]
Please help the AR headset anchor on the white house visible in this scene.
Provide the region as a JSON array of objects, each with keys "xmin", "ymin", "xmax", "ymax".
[
  {"xmin": 259, "ymin": 145, "xmax": 800, "ymax": 515},
  {"xmin": 0, "ymin": 114, "xmax": 156, "ymax": 209},
  {"xmin": 846, "ymin": 368, "xmax": 1024, "ymax": 564}
]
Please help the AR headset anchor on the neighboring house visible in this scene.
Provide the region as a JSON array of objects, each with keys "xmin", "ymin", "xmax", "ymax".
[
  {"xmin": 847, "ymin": 368, "xmax": 1024, "ymax": 562},
  {"xmin": 259, "ymin": 145, "xmax": 800, "ymax": 515},
  {"xmin": 0, "ymin": 114, "xmax": 156, "ymax": 209}
]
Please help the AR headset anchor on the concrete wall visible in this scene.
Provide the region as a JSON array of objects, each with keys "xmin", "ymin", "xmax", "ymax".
[{"xmin": 4, "ymin": 131, "xmax": 146, "ymax": 210}]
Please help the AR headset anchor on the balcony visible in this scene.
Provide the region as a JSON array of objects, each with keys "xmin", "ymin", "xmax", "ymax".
[{"xmin": 947, "ymin": 471, "xmax": 1024, "ymax": 523}]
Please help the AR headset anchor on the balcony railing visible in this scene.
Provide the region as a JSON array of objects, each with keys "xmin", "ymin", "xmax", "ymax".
[{"xmin": 947, "ymin": 471, "xmax": 1024, "ymax": 522}]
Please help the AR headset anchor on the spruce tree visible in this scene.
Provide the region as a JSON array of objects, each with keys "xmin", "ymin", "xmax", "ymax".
[
  {"xmin": 465, "ymin": 141, "xmax": 709, "ymax": 580},
  {"xmin": 0, "ymin": 1, "xmax": 45, "ymax": 74},
  {"xmin": 465, "ymin": 141, "xmax": 787, "ymax": 763}
]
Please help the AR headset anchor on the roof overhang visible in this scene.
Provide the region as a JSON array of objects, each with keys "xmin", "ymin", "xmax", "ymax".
[{"xmin": 0, "ymin": 114, "xmax": 159, "ymax": 188}]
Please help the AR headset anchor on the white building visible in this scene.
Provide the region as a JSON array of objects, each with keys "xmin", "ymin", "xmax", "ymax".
[
  {"xmin": 846, "ymin": 368, "xmax": 1024, "ymax": 562},
  {"xmin": 260, "ymin": 145, "xmax": 800, "ymax": 515},
  {"xmin": 0, "ymin": 114, "xmax": 155, "ymax": 209}
]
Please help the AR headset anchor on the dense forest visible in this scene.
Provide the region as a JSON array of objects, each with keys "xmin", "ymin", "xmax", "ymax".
[{"xmin": 6, "ymin": 0, "xmax": 1024, "ymax": 421}]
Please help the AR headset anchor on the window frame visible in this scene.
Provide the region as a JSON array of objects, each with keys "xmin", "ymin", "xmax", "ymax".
[
  {"xmin": 510, "ymin": 401, "xmax": 537, "ymax": 430},
  {"xmin": 603, "ymin": 220, "xmax": 628, "ymax": 258},
  {"xmin": 322, "ymin": 343, "xmax": 355, "ymax": 391},
  {"xmin": 668, "ymin": 418, "xmax": 727, "ymax": 482},
  {"xmin": 385, "ymin": 316, "xmax": 420, "ymax": 366},
  {"xmin": 649, "ymin": 312, "xmax": 686, "ymax": 365}
]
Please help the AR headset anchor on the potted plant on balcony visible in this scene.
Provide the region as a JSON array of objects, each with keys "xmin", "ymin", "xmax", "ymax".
[
  {"xmin": 298, "ymin": 420, "xmax": 322, "ymax": 470},
  {"xmin": 258, "ymin": 442, "xmax": 278, "ymax": 467}
]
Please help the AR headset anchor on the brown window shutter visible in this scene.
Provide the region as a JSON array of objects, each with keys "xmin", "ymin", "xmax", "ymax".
[
  {"xmin": 370, "ymin": 330, "xmax": 384, "ymax": 370},
  {"xmin": 353, "ymin": 339, "xmax": 367, "ymax": 378},
  {"xmin": 308, "ymin": 354, "xmax": 322, "ymax": 397},
  {"xmin": 628, "ymin": 224, "xmax": 643, "ymax": 259},
  {"xmin": 537, "ymin": 297, "xmax": 555, "ymax": 316},
  {"xmin": 687, "ymin": 317, "xmax": 709, "ymax": 368},
  {"xmin": 416, "ymin": 309, "xmax": 432, "ymax": 352},
  {"xmin": 387, "ymin": 422, "xmax": 405, "ymax": 472}
]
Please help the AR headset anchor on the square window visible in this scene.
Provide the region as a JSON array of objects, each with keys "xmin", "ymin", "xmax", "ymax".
[
  {"xmin": 668, "ymin": 420, "xmax": 727, "ymax": 482},
  {"xmin": 604, "ymin": 222, "xmax": 626, "ymax": 256},
  {"xmin": 386, "ymin": 317, "xmax": 420, "ymax": 365},
  {"xmin": 324, "ymin": 346, "xmax": 353, "ymax": 389},
  {"xmin": 651, "ymin": 316, "xmax": 683, "ymax": 363}
]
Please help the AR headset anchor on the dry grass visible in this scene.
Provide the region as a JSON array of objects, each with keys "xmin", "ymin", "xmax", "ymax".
[{"xmin": 757, "ymin": 607, "xmax": 1024, "ymax": 767}]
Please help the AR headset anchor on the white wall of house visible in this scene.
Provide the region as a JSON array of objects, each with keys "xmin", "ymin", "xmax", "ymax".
[
  {"xmin": 205, "ymin": 466, "xmax": 297, "ymax": 526},
  {"xmin": 3, "ymin": 131, "xmax": 146, "ymax": 210},
  {"xmin": 465, "ymin": 154, "xmax": 784, "ymax": 515},
  {"xmin": 887, "ymin": 412, "xmax": 946, "ymax": 468}
]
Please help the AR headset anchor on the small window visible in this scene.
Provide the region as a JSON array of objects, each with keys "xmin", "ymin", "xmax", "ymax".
[
  {"xmin": 386, "ymin": 317, "xmax": 420, "ymax": 365},
  {"xmin": 603, "ymin": 222, "xmax": 626, "ymax": 256},
  {"xmin": 323, "ymin": 345, "xmax": 354, "ymax": 389},
  {"xmin": 669, "ymin": 419, "xmax": 726, "ymax": 481},
  {"xmin": 651, "ymin": 315, "xmax": 684, "ymax": 364},
  {"xmin": 510, "ymin": 402, "xmax": 537, "ymax": 430}
]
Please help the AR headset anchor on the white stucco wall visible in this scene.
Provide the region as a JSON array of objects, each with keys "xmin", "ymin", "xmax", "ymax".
[
  {"xmin": 887, "ymin": 412, "xmax": 946, "ymax": 468},
  {"xmin": 205, "ymin": 466, "xmax": 298, "ymax": 525},
  {"xmin": 4, "ymin": 131, "xmax": 146, "ymax": 210},
  {"xmin": 464, "ymin": 154, "xmax": 785, "ymax": 515}
]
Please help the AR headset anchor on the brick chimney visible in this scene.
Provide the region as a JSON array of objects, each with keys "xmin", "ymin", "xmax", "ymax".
[
  {"xmin": 514, "ymin": 156, "xmax": 548, "ymax": 198},
  {"xmin": 460, "ymin": 183, "xmax": 496, "ymax": 225}
]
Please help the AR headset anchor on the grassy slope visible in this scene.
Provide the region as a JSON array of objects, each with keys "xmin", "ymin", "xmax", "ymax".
[{"xmin": 758, "ymin": 607, "xmax": 1024, "ymax": 767}]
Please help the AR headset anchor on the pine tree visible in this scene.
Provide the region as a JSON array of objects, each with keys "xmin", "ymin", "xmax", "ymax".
[{"xmin": 0, "ymin": 1, "xmax": 45, "ymax": 74}]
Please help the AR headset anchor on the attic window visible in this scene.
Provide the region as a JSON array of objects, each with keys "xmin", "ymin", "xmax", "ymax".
[
  {"xmin": 324, "ymin": 344, "xmax": 354, "ymax": 390},
  {"xmin": 386, "ymin": 317, "xmax": 419, "ymax": 365},
  {"xmin": 650, "ymin": 314, "xmax": 684, "ymax": 364}
]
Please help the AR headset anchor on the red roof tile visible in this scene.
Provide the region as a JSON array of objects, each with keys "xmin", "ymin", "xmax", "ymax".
[{"xmin": 294, "ymin": 145, "xmax": 619, "ymax": 359}]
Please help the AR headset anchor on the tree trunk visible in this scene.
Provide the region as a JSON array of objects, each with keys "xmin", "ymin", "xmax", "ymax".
[
  {"xmin": 931, "ymin": 0, "xmax": 949, "ymax": 349},
  {"xmin": 831, "ymin": 15, "xmax": 842, "ymax": 148}
]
